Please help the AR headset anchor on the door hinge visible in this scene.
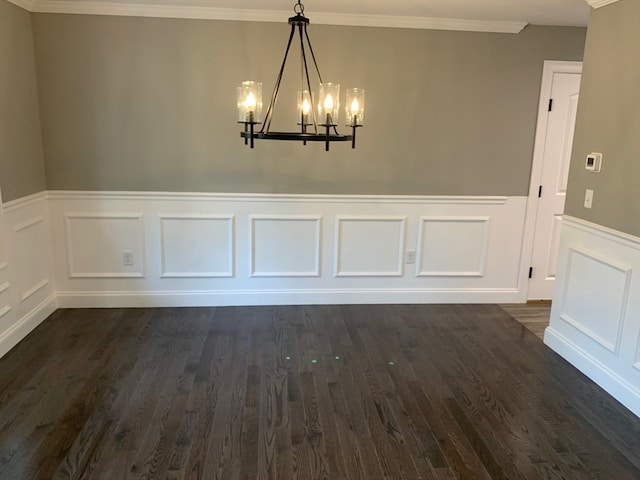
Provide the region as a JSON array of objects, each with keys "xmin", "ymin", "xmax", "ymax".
[
  {"xmin": 548, "ymin": 98, "xmax": 553, "ymax": 112},
  {"xmin": 538, "ymin": 185, "xmax": 543, "ymax": 198},
  {"xmin": 529, "ymin": 267, "xmax": 533, "ymax": 279}
]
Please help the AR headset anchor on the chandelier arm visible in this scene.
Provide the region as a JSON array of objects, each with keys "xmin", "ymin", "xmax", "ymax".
[
  {"xmin": 261, "ymin": 22, "xmax": 297, "ymax": 133},
  {"xmin": 298, "ymin": 25, "xmax": 306, "ymax": 136},
  {"xmin": 298, "ymin": 23, "xmax": 319, "ymax": 135},
  {"xmin": 303, "ymin": 26, "xmax": 323, "ymax": 84}
]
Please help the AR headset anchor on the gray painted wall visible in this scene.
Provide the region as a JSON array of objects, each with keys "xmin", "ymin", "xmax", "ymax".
[
  {"xmin": 564, "ymin": 0, "xmax": 640, "ymax": 237},
  {"xmin": 32, "ymin": 14, "xmax": 585, "ymax": 196},
  {"xmin": 0, "ymin": 1, "xmax": 46, "ymax": 202}
]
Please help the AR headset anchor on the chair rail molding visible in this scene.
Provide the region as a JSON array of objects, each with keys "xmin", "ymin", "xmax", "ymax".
[{"xmin": 584, "ymin": 0, "xmax": 620, "ymax": 8}]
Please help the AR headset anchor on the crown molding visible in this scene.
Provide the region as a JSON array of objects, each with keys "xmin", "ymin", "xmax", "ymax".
[
  {"xmin": 6, "ymin": 0, "xmax": 36, "ymax": 10},
  {"xmin": 584, "ymin": 0, "xmax": 620, "ymax": 8},
  {"xmin": 20, "ymin": 0, "xmax": 527, "ymax": 34}
]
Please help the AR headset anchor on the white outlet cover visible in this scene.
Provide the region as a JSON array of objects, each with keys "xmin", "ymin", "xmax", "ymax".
[
  {"xmin": 406, "ymin": 250, "xmax": 416, "ymax": 264},
  {"xmin": 123, "ymin": 251, "xmax": 134, "ymax": 265}
]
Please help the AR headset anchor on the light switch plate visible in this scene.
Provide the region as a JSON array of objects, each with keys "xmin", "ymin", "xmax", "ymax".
[{"xmin": 584, "ymin": 189, "xmax": 594, "ymax": 209}]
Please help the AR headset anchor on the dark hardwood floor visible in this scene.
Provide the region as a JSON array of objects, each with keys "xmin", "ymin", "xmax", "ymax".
[
  {"xmin": 500, "ymin": 302, "xmax": 552, "ymax": 340},
  {"xmin": 0, "ymin": 305, "xmax": 639, "ymax": 479}
]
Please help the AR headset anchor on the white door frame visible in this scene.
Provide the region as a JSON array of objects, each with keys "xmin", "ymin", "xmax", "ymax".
[{"xmin": 519, "ymin": 60, "xmax": 582, "ymax": 301}]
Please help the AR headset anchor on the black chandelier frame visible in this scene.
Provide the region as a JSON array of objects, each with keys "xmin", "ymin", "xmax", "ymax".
[{"xmin": 239, "ymin": 1, "xmax": 362, "ymax": 151}]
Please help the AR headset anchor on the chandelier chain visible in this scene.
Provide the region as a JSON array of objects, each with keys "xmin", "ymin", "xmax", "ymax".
[{"xmin": 294, "ymin": 1, "xmax": 304, "ymax": 15}]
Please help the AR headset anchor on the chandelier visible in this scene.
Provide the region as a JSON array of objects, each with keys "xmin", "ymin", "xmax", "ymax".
[{"xmin": 237, "ymin": 1, "xmax": 365, "ymax": 151}]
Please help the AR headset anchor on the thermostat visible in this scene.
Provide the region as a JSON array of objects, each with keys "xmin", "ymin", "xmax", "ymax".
[{"xmin": 585, "ymin": 152, "xmax": 602, "ymax": 172}]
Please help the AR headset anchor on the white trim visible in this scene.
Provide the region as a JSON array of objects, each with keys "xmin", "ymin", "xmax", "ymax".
[
  {"xmin": 13, "ymin": 216, "xmax": 44, "ymax": 233},
  {"xmin": 0, "ymin": 294, "xmax": 57, "ymax": 359},
  {"xmin": 2, "ymin": 191, "xmax": 47, "ymax": 212},
  {"xmin": 521, "ymin": 60, "xmax": 583, "ymax": 299},
  {"xmin": 55, "ymin": 288, "xmax": 523, "ymax": 308},
  {"xmin": 45, "ymin": 190, "xmax": 509, "ymax": 206},
  {"xmin": 545, "ymin": 327, "xmax": 640, "ymax": 417},
  {"xmin": 23, "ymin": 1, "xmax": 528, "ymax": 33},
  {"xmin": 564, "ymin": 215, "xmax": 640, "ymax": 250},
  {"xmin": 584, "ymin": 0, "xmax": 620, "ymax": 8},
  {"xmin": 5, "ymin": 0, "xmax": 36, "ymax": 11},
  {"xmin": 21, "ymin": 279, "xmax": 50, "ymax": 303},
  {"xmin": 0, "ymin": 306, "xmax": 11, "ymax": 320},
  {"xmin": 636, "ymin": 325, "xmax": 640, "ymax": 371}
]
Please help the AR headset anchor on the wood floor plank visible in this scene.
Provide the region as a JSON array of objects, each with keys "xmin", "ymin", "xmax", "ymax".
[
  {"xmin": 1, "ymin": 304, "xmax": 639, "ymax": 479},
  {"xmin": 447, "ymin": 306, "xmax": 621, "ymax": 479}
]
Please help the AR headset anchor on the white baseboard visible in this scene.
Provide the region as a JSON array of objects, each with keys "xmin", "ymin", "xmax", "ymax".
[
  {"xmin": 0, "ymin": 294, "xmax": 57, "ymax": 358},
  {"xmin": 56, "ymin": 287, "xmax": 522, "ymax": 308},
  {"xmin": 545, "ymin": 326, "xmax": 640, "ymax": 417}
]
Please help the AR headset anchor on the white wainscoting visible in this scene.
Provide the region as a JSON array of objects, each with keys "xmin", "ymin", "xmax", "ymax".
[
  {"xmin": 46, "ymin": 191, "xmax": 529, "ymax": 307},
  {"xmin": 0, "ymin": 191, "xmax": 57, "ymax": 358},
  {"xmin": 545, "ymin": 216, "xmax": 640, "ymax": 417}
]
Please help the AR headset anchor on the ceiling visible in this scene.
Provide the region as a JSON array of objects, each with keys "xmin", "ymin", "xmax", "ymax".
[{"xmin": 13, "ymin": 0, "xmax": 594, "ymax": 32}]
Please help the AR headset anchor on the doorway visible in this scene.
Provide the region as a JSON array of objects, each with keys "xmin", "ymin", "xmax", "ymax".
[{"xmin": 526, "ymin": 61, "xmax": 582, "ymax": 300}]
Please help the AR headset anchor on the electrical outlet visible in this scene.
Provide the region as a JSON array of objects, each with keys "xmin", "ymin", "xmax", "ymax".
[
  {"xmin": 123, "ymin": 251, "xmax": 134, "ymax": 266},
  {"xmin": 406, "ymin": 250, "xmax": 416, "ymax": 264},
  {"xmin": 584, "ymin": 189, "xmax": 594, "ymax": 209}
]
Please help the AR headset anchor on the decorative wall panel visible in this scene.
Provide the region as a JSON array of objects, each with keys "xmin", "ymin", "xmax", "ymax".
[
  {"xmin": 335, "ymin": 216, "xmax": 406, "ymax": 277},
  {"xmin": 65, "ymin": 213, "xmax": 145, "ymax": 278},
  {"xmin": 160, "ymin": 215, "xmax": 234, "ymax": 278},
  {"xmin": 417, "ymin": 217, "xmax": 489, "ymax": 277},
  {"xmin": 250, "ymin": 215, "xmax": 321, "ymax": 277}
]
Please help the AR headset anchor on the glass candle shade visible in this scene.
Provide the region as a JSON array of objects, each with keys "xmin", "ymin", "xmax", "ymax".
[
  {"xmin": 318, "ymin": 83, "xmax": 340, "ymax": 125},
  {"xmin": 346, "ymin": 88, "xmax": 365, "ymax": 126},
  {"xmin": 237, "ymin": 81, "xmax": 262, "ymax": 123},
  {"xmin": 298, "ymin": 90, "xmax": 313, "ymax": 126}
]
